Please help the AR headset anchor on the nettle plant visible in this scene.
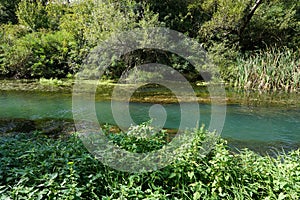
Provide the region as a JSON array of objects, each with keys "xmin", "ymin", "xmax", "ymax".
[
  {"xmin": 1, "ymin": 123, "xmax": 300, "ymax": 199},
  {"xmin": 105, "ymin": 121, "xmax": 168, "ymax": 153}
]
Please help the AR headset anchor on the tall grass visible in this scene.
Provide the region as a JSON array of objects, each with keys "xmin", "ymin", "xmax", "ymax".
[
  {"xmin": 0, "ymin": 125, "xmax": 300, "ymax": 199},
  {"xmin": 233, "ymin": 47, "xmax": 300, "ymax": 92}
]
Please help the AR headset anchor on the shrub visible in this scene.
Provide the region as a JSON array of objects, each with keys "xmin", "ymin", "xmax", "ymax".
[
  {"xmin": 0, "ymin": 124, "xmax": 300, "ymax": 199},
  {"xmin": 16, "ymin": 0, "xmax": 49, "ymax": 31},
  {"xmin": 0, "ymin": 24, "xmax": 29, "ymax": 78},
  {"xmin": 0, "ymin": 30, "xmax": 77, "ymax": 79}
]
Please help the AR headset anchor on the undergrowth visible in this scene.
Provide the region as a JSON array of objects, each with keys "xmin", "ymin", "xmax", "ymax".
[{"xmin": 0, "ymin": 124, "xmax": 299, "ymax": 199}]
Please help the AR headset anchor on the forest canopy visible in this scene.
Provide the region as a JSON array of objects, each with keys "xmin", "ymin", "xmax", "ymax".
[{"xmin": 0, "ymin": 0, "xmax": 299, "ymax": 90}]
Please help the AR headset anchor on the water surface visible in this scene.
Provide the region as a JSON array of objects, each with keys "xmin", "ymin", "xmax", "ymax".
[{"xmin": 1, "ymin": 90, "xmax": 299, "ymax": 153}]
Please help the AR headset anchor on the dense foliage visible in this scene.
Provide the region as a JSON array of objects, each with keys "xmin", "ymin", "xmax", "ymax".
[
  {"xmin": 1, "ymin": 124, "xmax": 299, "ymax": 199},
  {"xmin": 0, "ymin": 0, "xmax": 160, "ymax": 79},
  {"xmin": 0, "ymin": 0, "xmax": 299, "ymax": 90}
]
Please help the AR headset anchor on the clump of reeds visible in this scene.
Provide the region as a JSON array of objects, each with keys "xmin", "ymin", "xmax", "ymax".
[{"xmin": 233, "ymin": 47, "xmax": 299, "ymax": 92}]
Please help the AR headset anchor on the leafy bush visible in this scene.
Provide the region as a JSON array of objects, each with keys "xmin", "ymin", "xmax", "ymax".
[
  {"xmin": 0, "ymin": 30, "xmax": 77, "ymax": 79},
  {"xmin": 0, "ymin": 24, "xmax": 29, "ymax": 78},
  {"xmin": 1, "ymin": 124, "xmax": 300, "ymax": 199},
  {"xmin": 207, "ymin": 41, "xmax": 240, "ymax": 82},
  {"xmin": 107, "ymin": 122, "xmax": 168, "ymax": 153},
  {"xmin": 16, "ymin": 0, "xmax": 67, "ymax": 31},
  {"xmin": 16, "ymin": 0, "xmax": 49, "ymax": 31},
  {"xmin": 0, "ymin": 0, "xmax": 21, "ymax": 25}
]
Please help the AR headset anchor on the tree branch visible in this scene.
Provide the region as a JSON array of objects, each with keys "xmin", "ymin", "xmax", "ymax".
[{"xmin": 238, "ymin": 0, "xmax": 263, "ymax": 36}]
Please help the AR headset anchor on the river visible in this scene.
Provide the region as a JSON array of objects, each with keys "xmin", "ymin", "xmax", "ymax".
[{"xmin": 1, "ymin": 88, "xmax": 299, "ymax": 154}]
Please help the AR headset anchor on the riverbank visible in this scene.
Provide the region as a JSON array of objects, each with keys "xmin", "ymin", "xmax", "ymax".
[
  {"xmin": 0, "ymin": 127, "xmax": 299, "ymax": 199},
  {"xmin": 1, "ymin": 117, "xmax": 299, "ymax": 156},
  {"xmin": 0, "ymin": 79, "xmax": 299, "ymax": 106}
]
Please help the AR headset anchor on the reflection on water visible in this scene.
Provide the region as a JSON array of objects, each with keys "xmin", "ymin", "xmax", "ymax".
[{"xmin": 0, "ymin": 90, "xmax": 299, "ymax": 153}]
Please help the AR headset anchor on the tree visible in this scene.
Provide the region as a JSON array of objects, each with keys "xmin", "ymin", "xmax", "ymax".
[
  {"xmin": 237, "ymin": 0, "xmax": 263, "ymax": 37},
  {"xmin": 242, "ymin": 0, "xmax": 300, "ymax": 50},
  {"xmin": 16, "ymin": 0, "xmax": 68, "ymax": 31},
  {"xmin": 16, "ymin": 0, "xmax": 49, "ymax": 31},
  {"xmin": 1, "ymin": 30, "xmax": 76, "ymax": 78},
  {"xmin": 0, "ymin": 0, "xmax": 21, "ymax": 24}
]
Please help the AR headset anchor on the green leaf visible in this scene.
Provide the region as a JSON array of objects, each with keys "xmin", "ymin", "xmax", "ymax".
[{"xmin": 193, "ymin": 191, "xmax": 201, "ymax": 200}]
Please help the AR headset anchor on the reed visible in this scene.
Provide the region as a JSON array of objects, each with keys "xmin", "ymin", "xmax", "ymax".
[{"xmin": 233, "ymin": 47, "xmax": 300, "ymax": 92}]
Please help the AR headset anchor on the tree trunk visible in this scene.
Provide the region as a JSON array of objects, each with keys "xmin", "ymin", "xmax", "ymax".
[{"xmin": 238, "ymin": 0, "xmax": 263, "ymax": 36}]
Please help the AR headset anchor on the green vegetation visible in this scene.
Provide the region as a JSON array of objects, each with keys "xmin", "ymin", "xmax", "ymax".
[
  {"xmin": 232, "ymin": 47, "xmax": 300, "ymax": 92},
  {"xmin": 1, "ymin": 1, "xmax": 299, "ymax": 198},
  {"xmin": 0, "ymin": 0, "xmax": 299, "ymax": 92},
  {"xmin": 1, "ymin": 124, "xmax": 300, "ymax": 199}
]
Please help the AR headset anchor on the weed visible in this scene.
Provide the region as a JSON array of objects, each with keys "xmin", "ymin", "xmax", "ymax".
[{"xmin": 0, "ymin": 124, "xmax": 299, "ymax": 199}]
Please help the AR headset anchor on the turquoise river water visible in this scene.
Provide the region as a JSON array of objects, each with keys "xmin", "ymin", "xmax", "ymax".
[{"xmin": 1, "ymin": 90, "xmax": 300, "ymax": 153}]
